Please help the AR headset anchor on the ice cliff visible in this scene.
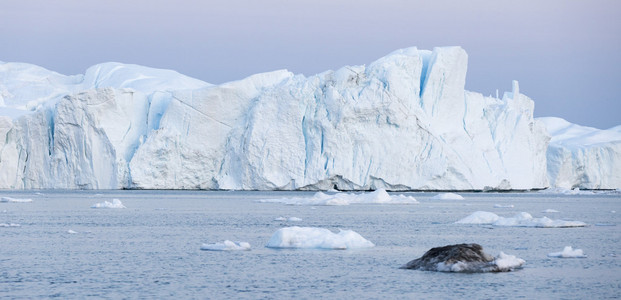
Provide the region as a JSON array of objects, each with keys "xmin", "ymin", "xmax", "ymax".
[
  {"xmin": 538, "ymin": 117, "xmax": 621, "ymax": 189},
  {"xmin": 0, "ymin": 46, "xmax": 614, "ymax": 190}
]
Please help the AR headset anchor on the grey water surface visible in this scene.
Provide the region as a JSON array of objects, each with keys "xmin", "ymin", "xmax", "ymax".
[{"xmin": 0, "ymin": 190, "xmax": 619, "ymax": 299}]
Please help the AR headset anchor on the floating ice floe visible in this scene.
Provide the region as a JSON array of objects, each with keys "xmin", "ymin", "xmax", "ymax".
[
  {"xmin": 91, "ymin": 199, "xmax": 126, "ymax": 209},
  {"xmin": 0, "ymin": 197, "xmax": 33, "ymax": 203},
  {"xmin": 67, "ymin": 230, "xmax": 78, "ymax": 234},
  {"xmin": 456, "ymin": 211, "xmax": 587, "ymax": 228},
  {"xmin": 494, "ymin": 204, "xmax": 515, "ymax": 208},
  {"xmin": 548, "ymin": 246, "xmax": 586, "ymax": 258},
  {"xmin": 259, "ymin": 189, "xmax": 417, "ymax": 206},
  {"xmin": 200, "ymin": 240, "xmax": 251, "ymax": 251},
  {"xmin": 431, "ymin": 193, "xmax": 464, "ymax": 200},
  {"xmin": 274, "ymin": 217, "xmax": 302, "ymax": 222},
  {"xmin": 266, "ymin": 226, "xmax": 375, "ymax": 249},
  {"xmin": 400, "ymin": 243, "xmax": 524, "ymax": 272},
  {"xmin": 541, "ymin": 209, "xmax": 559, "ymax": 213},
  {"xmin": 0, "ymin": 223, "xmax": 21, "ymax": 227},
  {"xmin": 538, "ymin": 188, "xmax": 620, "ymax": 195}
]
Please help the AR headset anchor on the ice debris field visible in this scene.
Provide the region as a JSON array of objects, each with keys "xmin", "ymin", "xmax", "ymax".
[{"xmin": 1, "ymin": 46, "xmax": 620, "ymax": 190}]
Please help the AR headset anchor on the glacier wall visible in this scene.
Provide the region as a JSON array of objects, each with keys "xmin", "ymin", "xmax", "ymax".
[
  {"xmin": 0, "ymin": 46, "xmax": 562, "ymax": 190},
  {"xmin": 539, "ymin": 117, "xmax": 621, "ymax": 189}
]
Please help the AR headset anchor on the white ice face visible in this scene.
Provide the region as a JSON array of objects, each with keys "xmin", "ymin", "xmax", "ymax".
[
  {"xmin": 538, "ymin": 117, "xmax": 621, "ymax": 190},
  {"xmin": 0, "ymin": 47, "xmax": 618, "ymax": 190}
]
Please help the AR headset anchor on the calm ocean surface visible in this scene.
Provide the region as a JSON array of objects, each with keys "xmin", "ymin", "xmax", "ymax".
[{"xmin": 0, "ymin": 190, "xmax": 619, "ymax": 299}]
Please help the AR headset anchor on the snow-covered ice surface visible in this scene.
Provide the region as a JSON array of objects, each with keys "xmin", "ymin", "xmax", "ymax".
[
  {"xmin": 548, "ymin": 246, "xmax": 587, "ymax": 258},
  {"xmin": 431, "ymin": 193, "xmax": 464, "ymax": 200},
  {"xmin": 456, "ymin": 211, "xmax": 587, "ymax": 227},
  {"xmin": 539, "ymin": 117, "xmax": 621, "ymax": 190},
  {"xmin": 0, "ymin": 190, "xmax": 619, "ymax": 299},
  {"xmin": 200, "ymin": 240, "xmax": 251, "ymax": 251},
  {"xmin": 266, "ymin": 226, "xmax": 375, "ymax": 249},
  {"xmin": 259, "ymin": 189, "xmax": 418, "ymax": 205},
  {"xmin": 90, "ymin": 199, "xmax": 126, "ymax": 209}
]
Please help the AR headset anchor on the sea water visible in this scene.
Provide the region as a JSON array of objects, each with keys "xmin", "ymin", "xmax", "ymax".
[{"xmin": 0, "ymin": 190, "xmax": 619, "ymax": 299}]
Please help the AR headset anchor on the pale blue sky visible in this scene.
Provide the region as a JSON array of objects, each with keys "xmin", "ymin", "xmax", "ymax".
[{"xmin": 1, "ymin": 0, "xmax": 620, "ymax": 128}]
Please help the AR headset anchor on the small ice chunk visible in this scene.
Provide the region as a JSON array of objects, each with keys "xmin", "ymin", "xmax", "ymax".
[
  {"xmin": 455, "ymin": 211, "xmax": 500, "ymax": 224},
  {"xmin": 0, "ymin": 223, "xmax": 21, "ymax": 227},
  {"xmin": 456, "ymin": 211, "xmax": 587, "ymax": 228},
  {"xmin": 0, "ymin": 197, "xmax": 33, "ymax": 203},
  {"xmin": 200, "ymin": 240, "xmax": 251, "ymax": 251},
  {"xmin": 494, "ymin": 204, "xmax": 514, "ymax": 208},
  {"xmin": 494, "ymin": 252, "xmax": 526, "ymax": 270},
  {"xmin": 274, "ymin": 217, "xmax": 303, "ymax": 222},
  {"xmin": 266, "ymin": 226, "xmax": 375, "ymax": 249},
  {"xmin": 541, "ymin": 209, "xmax": 559, "ymax": 213},
  {"xmin": 67, "ymin": 230, "xmax": 78, "ymax": 234},
  {"xmin": 259, "ymin": 189, "xmax": 417, "ymax": 206},
  {"xmin": 91, "ymin": 199, "xmax": 126, "ymax": 209},
  {"xmin": 431, "ymin": 193, "xmax": 464, "ymax": 200},
  {"xmin": 548, "ymin": 246, "xmax": 586, "ymax": 258}
]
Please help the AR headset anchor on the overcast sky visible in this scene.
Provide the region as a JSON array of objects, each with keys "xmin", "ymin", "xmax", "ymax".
[{"xmin": 1, "ymin": 0, "xmax": 620, "ymax": 128}]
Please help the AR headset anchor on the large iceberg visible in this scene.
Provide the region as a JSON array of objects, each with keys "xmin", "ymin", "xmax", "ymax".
[
  {"xmin": 539, "ymin": 117, "xmax": 621, "ymax": 189},
  {"xmin": 0, "ymin": 46, "xmax": 609, "ymax": 190}
]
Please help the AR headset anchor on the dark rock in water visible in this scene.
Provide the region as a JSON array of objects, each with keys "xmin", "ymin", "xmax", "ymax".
[{"xmin": 400, "ymin": 243, "xmax": 524, "ymax": 273}]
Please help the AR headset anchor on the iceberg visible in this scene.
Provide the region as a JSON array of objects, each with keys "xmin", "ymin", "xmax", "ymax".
[
  {"xmin": 200, "ymin": 240, "xmax": 251, "ymax": 251},
  {"xmin": 274, "ymin": 217, "xmax": 303, "ymax": 222},
  {"xmin": 0, "ymin": 197, "xmax": 32, "ymax": 203},
  {"xmin": 91, "ymin": 199, "xmax": 126, "ymax": 209},
  {"xmin": 1, "ymin": 46, "xmax": 616, "ymax": 190},
  {"xmin": 456, "ymin": 211, "xmax": 587, "ymax": 228},
  {"xmin": 400, "ymin": 243, "xmax": 524, "ymax": 272},
  {"xmin": 547, "ymin": 246, "xmax": 586, "ymax": 258},
  {"xmin": 539, "ymin": 117, "xmax": 621, "ymax": 190},
  {"xmin": 430, "ymin": 193, "xmax": 464, "ymax": 200},
  {"xmin": 266, "ymin": 226, "xmax": 375, "ymax": 249}
]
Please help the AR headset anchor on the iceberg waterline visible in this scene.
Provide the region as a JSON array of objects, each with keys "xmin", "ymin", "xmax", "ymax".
[{"xmin": 0, "ymin": 47, "xmax": 618, "ymax": 190}]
